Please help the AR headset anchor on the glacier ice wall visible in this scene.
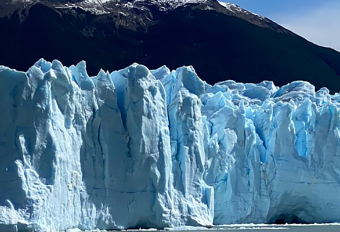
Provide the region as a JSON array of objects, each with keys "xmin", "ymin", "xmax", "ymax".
[{"xmin": 1, "ymin": 60, "xmax": 340, "ymax": 231}]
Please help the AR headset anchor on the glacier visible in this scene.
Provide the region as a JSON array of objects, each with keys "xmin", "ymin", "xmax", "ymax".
[{"xmin": 1, "ymin": 59, "xmax": 340, "ymax": 231}]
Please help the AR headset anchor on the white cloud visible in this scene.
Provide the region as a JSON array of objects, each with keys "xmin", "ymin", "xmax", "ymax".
[{"xmin": 274, "ymin": 1, "xmax": 340, "ymax": 52}]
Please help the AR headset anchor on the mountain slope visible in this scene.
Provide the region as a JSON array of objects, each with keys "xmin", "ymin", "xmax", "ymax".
[{"xmin": 1, "ymin": 0, "xmax": 340, "ymax": 92}]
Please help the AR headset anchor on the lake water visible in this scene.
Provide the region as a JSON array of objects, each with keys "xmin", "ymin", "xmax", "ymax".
[
  {"xmin": 212, "ymin": 224, "xmax": 340, "ymax": 231},
  {"xmin": 69, "ymin": 224, "xmax": 340, "ymax": 232},
  {"xmin": 149, "ymin": 224, "xmax": 340, "ymax": 232},
  {"xmin": 198, "ymin": 224, "xmax": 339, "ymax": 231}
]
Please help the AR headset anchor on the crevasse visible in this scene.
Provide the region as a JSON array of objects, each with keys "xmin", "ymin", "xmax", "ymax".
[{"xmin": 0, "ymin": 59, "xmax": 340, "ymax": 231}]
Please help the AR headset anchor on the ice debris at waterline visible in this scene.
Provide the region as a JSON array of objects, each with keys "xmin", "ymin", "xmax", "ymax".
[{"xmin": 1, "ymin": 59, "xmax": 340, "ymax": 232}]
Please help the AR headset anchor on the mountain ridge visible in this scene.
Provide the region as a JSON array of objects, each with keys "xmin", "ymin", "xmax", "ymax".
[
  {"xmin": 0, "ymin": 0, "xmax": 293, "ymax": 32},
  {"xmin": 1, "ymin": 0, "xmax": 340, "ymax": 92}
]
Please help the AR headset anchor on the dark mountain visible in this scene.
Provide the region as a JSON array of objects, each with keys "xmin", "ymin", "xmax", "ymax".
[{"xmin": 1, "ymin": 0, "xmax": 340, "ymax": 92}]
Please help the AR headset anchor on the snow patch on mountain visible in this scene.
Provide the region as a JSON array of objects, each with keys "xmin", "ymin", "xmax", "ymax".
[
  {"xmin": 27, "ymin": 0, "xmax": 210, "ymax": 14},
  {"xmin": 218, "ymin": 1, "xmax": 265, "ymax": 19},
  {"xmin": 6, "ymin": 0, "xmax": 266, "ymax": 17},
  {"xmin": 134, "ymin": 0, "xmax": 208, "ymax": 7}
]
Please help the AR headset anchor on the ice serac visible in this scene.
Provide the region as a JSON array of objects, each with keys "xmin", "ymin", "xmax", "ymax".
[
  {"xmin": 1, "ymin": 60, "xmax": 340, "ymax": 231},
  {"xmin": 0, "ymin": 60, "xmax": 213, "ymax": 231}
]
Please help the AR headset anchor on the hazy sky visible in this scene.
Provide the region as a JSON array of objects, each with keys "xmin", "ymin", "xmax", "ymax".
[{"xmin": 220, "ymin": 0, "xmax": 340, "ymax": 52}]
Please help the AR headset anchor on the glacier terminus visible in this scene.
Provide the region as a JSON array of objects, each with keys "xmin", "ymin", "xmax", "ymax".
[{"xmin": 1, "ymin": 60, "xmax": 340, "ymax": 231}]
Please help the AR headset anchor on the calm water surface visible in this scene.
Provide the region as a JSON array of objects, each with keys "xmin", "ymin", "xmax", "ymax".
[
  {"xmin": 211, "ymin": 224, "xmax": 340, "ymax": 231},
  {"xmin": 134, "ymin": 224, "xmax": 340, "ymax": 232}
]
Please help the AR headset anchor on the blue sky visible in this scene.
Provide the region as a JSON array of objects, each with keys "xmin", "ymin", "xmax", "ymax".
[{"xmin": 220, "ymin": 0, "xmax": 340, "ymax": 51}]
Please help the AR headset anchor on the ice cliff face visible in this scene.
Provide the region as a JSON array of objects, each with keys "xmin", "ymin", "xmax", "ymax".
[{"xmin": 1, "ymin": 60, "xmax": 340, "ymax": 231}]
